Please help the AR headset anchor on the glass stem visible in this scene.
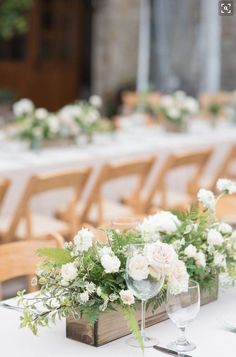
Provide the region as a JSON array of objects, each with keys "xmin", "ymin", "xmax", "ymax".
[
  {"xmin": 141, "ymin": 300, "xmax": 146, "ymax": 339},
  {"xmin": 177, "ymin": 327, "xmax": 187, "ymax": 346}
]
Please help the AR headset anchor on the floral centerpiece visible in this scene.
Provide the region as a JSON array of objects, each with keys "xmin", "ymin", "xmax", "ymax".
[
  {"xmin": 159, "ymin": 91, "xmax": 199, "ymax": 132},
  {"xmin": 12, "ymin": 99, "xmax": 60, "ymax": 149},
  {"xmin": 17, "ymin": 179, "xmax": 236, "ymax": 349}
]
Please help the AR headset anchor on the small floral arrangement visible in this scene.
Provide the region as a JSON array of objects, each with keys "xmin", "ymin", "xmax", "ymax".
[
  {"xmin": 12, "ymin": 99, "xmax": 60, "ymax": 148},
  {"xmin": 159, "ymin": 91, "xmax": 199, "ymax": 129},
  {"xmin": 17, "ymin": 179, "xmax": 236, "ymax": 349}
]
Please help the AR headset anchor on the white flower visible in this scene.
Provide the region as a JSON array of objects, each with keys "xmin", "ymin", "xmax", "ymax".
[
  {"xmin": 85, "ymin": 282, "xmax": 96, "ymax": 294},
  {"xmin": 128, "ymin": 254, "xmax": 149, "ymax": 280},
  {"xmin": 50, "ymin": 298, "xmax": 60, "ymax": 309},
  {"xmin": 74, "ymin": 228, "xmax": 94, "ymax": 252},
  {"xmin": 184, "ymin": 223, "xmax": 198, "ymax": 234},
  {"xmin": 80, "ymin": 291, "xmax": 89, "ymax": 303},
  {"xmin": 207, "ymin": 229, "xmax": 224, "ymax": 247},
  {"xmin": 168, "ymin": 260, "xmax": 189, "ymax": 295},
  {"xmin": 184, "ymin": 244, "xmax": 197, "ymax": 258},
  {"xmin": 172, "ymin": 238, "xmax": 185, "ymax": 251},
  {"xmin": 109, "ymin": 293, "xmax": 118, "ymax": 302},
  {"xmin": 119, "ymin": 289, "xmax": 135, "ymax": 305},
  {"xmin": 99, "ymin": 247, "xmax": 113, "ymax": 256},
  {"xmin": 145, "ymin": 242, "xmax": 177, "ymax": 274},
  {"xmin": 184, "ymin": 97, "xmax": 199, "ymax": 114},
  {"xmin": 89, "ymin": 95, "xmax": 102, "ymax": 108},
  {"xmin": 213, "ymin": 251, "xmax": 226, "ymax": 268},
  {"xmin": 35, "ymin": 108, "xmax": 48, "ymax": 120},
  {"xmin": 218, "ymin": 222, "xmax": 233, "ymax": 235},
  {"xmin": 167, "ymin": 107, "xmax": 181, "ymax": 120},
  {"xmin": 13, "ymin": 98, "xmax": 34, "ymax": 116},
  {"xmin": 48, "ymin": 114, "xmax": 60, "ymax": 133},
  {"xmin": 139, "ymin": 211, "xmax": 180, "ymax": 241},
  {"xmin": 197, "ymin": 189, "xmax": 216, "ymax": 210},
  {"xmin": 96, "ymin": 287, "xmax": 102, "ymax": 296},
  {"xmin": 101, "ymin": 254, "xmax": 121, "ymax": 273},
  {"xmin": 61, "ymin": 262, "xmax": 77, "ymax": 282},
  {"xmin": 217, "ymin": 178, "xmax": 236, "ymax": 194},
  {"xmin": 195, "ymin": 251, "xmax": 206, "ymax": 268}
]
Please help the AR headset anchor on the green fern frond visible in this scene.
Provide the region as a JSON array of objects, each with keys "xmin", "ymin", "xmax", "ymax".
[
  {"xmin": 122, "ymin": 306, "xmax": 144, "ymax": 351},
  {"xmin": 37, "ymin": 247, "xmax": 73, "ymax": 266}
]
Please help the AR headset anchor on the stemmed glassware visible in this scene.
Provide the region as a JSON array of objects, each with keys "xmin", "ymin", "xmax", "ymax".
[
  {"xmin": 125, "ymin": 243, "xmax": 164, "ymax": 348},
  {"xmin": 166, "ymin": 280, "xmax": 200, "ymax": 352}
]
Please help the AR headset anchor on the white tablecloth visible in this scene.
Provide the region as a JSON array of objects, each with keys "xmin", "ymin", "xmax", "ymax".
[
  {"xmin": 1, "ymin": 287, "xmax": 236, "ymax": 357},
  {"xmin": 1, "ymin": 125, "xmax": 236, "ymax": 215}
]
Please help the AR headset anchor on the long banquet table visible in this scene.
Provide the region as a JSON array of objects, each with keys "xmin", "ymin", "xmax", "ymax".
[
  {"xmin": 0, "ymin": 124, "xmax": 236, "ymax": 215},
  {"xmin": 1, "ymin": 287, "xmax": 236, "ymax": 357}
]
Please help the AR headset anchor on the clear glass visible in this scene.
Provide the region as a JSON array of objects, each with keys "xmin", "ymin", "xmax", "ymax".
[
  {"xmin": 111, "ymin": 216, "xmax": 141, "ymax": 232},
  {"xmin": 125, "ymin": 243, "xmax": 164, "ymax": 348},
  {"xmin": 166, "ymin": 280, "xmax": 200, "ymax": 352}
]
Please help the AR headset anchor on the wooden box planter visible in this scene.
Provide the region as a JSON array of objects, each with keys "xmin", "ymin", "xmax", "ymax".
[{"xmin": 66, "ymin": 281, "xmax": 218, "ymax": 347}]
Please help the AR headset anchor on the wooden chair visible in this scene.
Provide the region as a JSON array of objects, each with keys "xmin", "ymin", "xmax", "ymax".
[
  {"xmin": 0, "ymin": 167, "xmax": 92, "ymax": 242},
  {"xmin": 0, "ymin": 178, "xmax": 10, "ymax": 213},
  {"xmin": 143, "ymin": 148, "xmax": 213, "ymax": 212},
  {"xmin": 0, "ymin": 233, "xmax": 64, "ymax": 300},
  {"xmin": 210, "ymin": 145, "xmax": 236, "ymax": 223},
  {"xmin": 77, "ymin": 156, "xmax": 155, "ymax": 226}
]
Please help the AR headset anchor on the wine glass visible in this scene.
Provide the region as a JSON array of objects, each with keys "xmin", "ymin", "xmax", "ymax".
[
  {"xmin": 125, "ymin": 243, "xmax": 164, "ymax": 348},
  {"xmin": 166, "ymin": 280, "xmax": 200, "ymax": 352},
  {"xmin": 111, "ymin": 216, "xmax": 141, "ymax": 232}
]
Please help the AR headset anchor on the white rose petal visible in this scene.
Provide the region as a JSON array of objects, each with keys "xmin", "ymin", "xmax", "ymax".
[
  {"xmin": 128, "ymin": 254, "xmax": 149, "ymax": 280},
  {"xmin": 61, "ymin": 262, "xmax": 77, "ymax": 282},
  {"xmin": 217, "ymin": 178, "xmax": 236, "ymax": 194},
  {"xmin": 119, "ymin": 289, "xmax": 135, "ymax": 305},
  {"xmin": 101, "ymin": 254, "xmax": 121, "ymax": 273},
  {"xmin": 145, "ymin": 241, "xmax": 177, "ymax": 274},
  {"xmin": 74, "ymin": 228, "xmax": 94, "ymax": 252},
  {"xmin": 207, "ymin": 229, "xmax": 224, "ymax": 247},
  {"xmin": 184, "ymin": 244, "xmax": 197, "ymax": 258},
  {"xmin": 197, "ymin": 189, "xmax": 216, "ymax": 210},
  {"xmin": 168, "ymin": 260, "xmax": 189, "ymax": 295}
]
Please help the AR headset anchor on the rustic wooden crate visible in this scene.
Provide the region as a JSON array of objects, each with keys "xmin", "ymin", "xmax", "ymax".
[{"xmin": 66, "ymin": 282, "xmax": 218, "ymax": 347}]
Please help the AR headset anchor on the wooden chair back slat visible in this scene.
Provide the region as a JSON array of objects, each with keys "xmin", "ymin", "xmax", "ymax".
[
  {"xmin": 211, "ymin": 145, "xmax": 236, "ymax": 191},
  {"xmin": 0, "ymin": 179, "xmax": 10, "ymax": 212},
  {"xmin": 144, "ymin": 148, "xmax": 213, "ymax": 211}
]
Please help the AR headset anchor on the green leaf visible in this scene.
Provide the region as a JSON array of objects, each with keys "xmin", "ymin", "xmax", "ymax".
[
  {"xmin": 122, "ymin": 306, "xmax": 144, "ymax": 351},
  {"xmin": 37, "ymin": 247, "xmax": 73, "ymax": 266}
]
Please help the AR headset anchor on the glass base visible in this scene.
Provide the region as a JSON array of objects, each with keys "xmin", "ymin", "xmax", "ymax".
[
  {"xmin": 126, "ymin": 335, "xmax": 159, "ymax": 348},
  {"xmin": 167, "ymin": 340, "xmax": 196, "ymax": 352}
]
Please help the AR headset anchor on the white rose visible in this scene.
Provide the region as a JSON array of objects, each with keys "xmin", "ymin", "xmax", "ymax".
[
  {"xmin": 197, "ymin": 189, "xmax": 216, "ymax": 210},
  {"xmin": 217, "ymin": 178, "xmax": 236, "ymax": 194},
  {"xmin": 195, "ymin": 251, "xmax": 206, "ymax": 268},
  {"xmin": 213, "ymin": 251, "xmax": 226, "ymax": 268},
  {"xmin": 35, "ymin": 108, "xmax": 48, "ymax": 120},
  {"xmin": 218, "ymin": 222, "xmax": 233, "ymax": 235},
  {"xmin": 89, "ymin": 95, "xmax": 102, "ymax": 108},
  {"xmin": 80, "ymin": 291, "xmax": 89, "ymax": 303},
  {"xmin": 61, "ymin": 262, "xmax": 77, "ymax": 282},
  {"xmin": 13, "ymin": 98, "xmax": 34, "ymax": 116},
  {"xmin": 109, "ymin": 293, "xmax": 118, "ymax": 302},
  {"xmin": 128, "ymin": 254, "xmax": 149, "ymax": 280},
  {"xmin": 207, "ymin": 229, "xmax": 224, "ymax": 247},
  {"xmin": 85, "ymin": 282, "xmax": 96, "ymax": 294},
  {"xmin": 119, "ymin": 289, "xmax": 135, "ymax": 305},
  {"xmin": 145, "ymin": 242, "xmax": 177, "ymax": 274},
  {"xmin": 168, "ymin": 260, "xmax": 189, "ymax": 295},
  {"xmin": 101, "ymin": 254, "xmax": 121, "ymax": 273},
  {"xmin": 138, "ymin": 216, "xmax": 161, "ymax": 242},
  {"xmin": 74, "ymin": 228, "xmax": 94, "ymax": 252},
  {"xmin": 184, "ymin": 244, "xmax": 197, "ymax": 258}
]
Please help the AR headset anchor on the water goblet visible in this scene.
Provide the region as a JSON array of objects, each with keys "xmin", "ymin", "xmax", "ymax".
[{"xmin": 166, "ymin": 280, "xmax": 200, "ymax": 352}]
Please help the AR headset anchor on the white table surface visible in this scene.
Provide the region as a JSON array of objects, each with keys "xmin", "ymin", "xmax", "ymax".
[{"xmin": 1, "ymin": 287, "xmax": 236, "ymax": 357}]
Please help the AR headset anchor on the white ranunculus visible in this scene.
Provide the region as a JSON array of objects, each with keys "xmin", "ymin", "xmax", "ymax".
[
  {"xmin": 207, "ymin": 229, "xmax": 224, "ymax": 247},
  {"xmin": 13, "ymin": 98, "xmax": 34, "ymax": 117},
  {"xmin": 80, "ymin": 291, "xmax": 89, "ymax": 303},
  {"xmin": 213, "ymin": 251, "xmax": 226, "ymax": 268},
  {"xmin": 101, "ymin": 254, "xmax": 121, "ymax": 273},
  {"xmin": 217, "ymin": 178, "xmax": 236, "ymax": 194},
  {"xmin": 145, "ymin": 242, "xmax": 177, "ymax": 274},
  {"xmin": 168, "ymin": 260, "xmax": 189, "ymax": 295},
  {"xmin": 128, "ymin": 254, "xmax": 149, "ymax": 280},
  {"xmin": 35, "ymin": 108, "xmax": 48, "ymax": 120},
  {"xmin": 89, "ymin": 95, "xmax": 102, "ymax": 108},
  {"xmin": 184, "ymin": 244, "xmax": 197, "ymax": 258},
  {"xmin": 61, "ymin": 262, "xmax": 77, "ymax": 282},
  {"xmin": 197, "ymin": 189, "xmax": 216, "ymax": 210},
  {"xmin": 139, "ymin": 211, "xmax": 180, "ymax": 241},
  {"xmin": 218, "ymin": 222, "xmax": 233, "ymax": 235},
  {"xmin": 119, "ymin": 289, "xmax": 135, "ymax": 305},
  {"xmin": 74, "ymin": 228, "xmax": 94, "ymax": 252},
  {"xmin": 195, "ymin": 251, "xmax": 206, "ymax": 268},
  {"xmin": 85, "ymin": 282, "xmax": 96, "ymax": 294}
]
